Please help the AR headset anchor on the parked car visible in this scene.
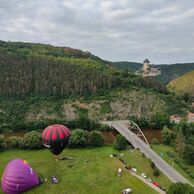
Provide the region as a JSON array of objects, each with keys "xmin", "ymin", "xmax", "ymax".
[
  {"xmin": 147, "ymin": 178, "xmax": 152, "ymax": 182},
  {"xmin": 122, "ymin": 188, "xmax": 133, "ymax": 194},
  {"xmin": 140, "ymin": 173, "xmax": 147, "ymax": 178},
  {"xmin": 152, "ymin": 181, "xmax": 159, "ymax": 187},
  {"xmin": 159, "ymin": 185, "xmax": 166, "ymax": 191},
  {"xmin": 131, "ymin": 168, "xmax": 137, "ymax": 173}
]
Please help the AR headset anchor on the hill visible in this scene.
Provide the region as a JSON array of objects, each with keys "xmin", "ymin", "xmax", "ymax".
[
  {"xmin": 0, "ymin": 41, "xmax": 190, "ymax": 131},
  {"xmin": 112, "ymin": 61, "xmax": 142, "ymax": 72},
  {"xmin": 156, "ymin": 63, "xmax": 194, "ymax": 84},
  {"xmin": 167, "ymin": 70, "xmax": 194, "ymax": 96},
  {"xmin": 112, "ymin": 61, "xmax": 194, "ymax": 85},
  {"xmin": 0, "ymin": 40, "xmax": 168, "ymax": 97}
]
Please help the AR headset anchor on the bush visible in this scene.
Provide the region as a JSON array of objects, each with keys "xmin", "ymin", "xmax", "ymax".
[
  {"xmin": 99, "ymin": 124, "xmax": 112, "ymax": 131},
  {"xmin": 151, "ymin": 138, "xmax": 160, "ymax": 145},
  {"xmin": 161, "ymin": 126, "xmax": 176, "ymax": 145},
  {"xmin": 167, "ymin": 182, "xmax": 194, "ymax": 194},
  {"xmin": 18, "ymin": 131, "xmax": 43, "ymax": 150},
  {"xmin": 89, "ymin": 131, "xmax": 104, "ymax": 147},
  {"xmin": 6, "ymin": 136, "xmax": 22, "ymax": 149},
  {"xmin": 113, "ymin": 134, "xmax": 127, "ymax": 150},
  {"xmin": 150, "ymin": 160, "xmax": 155, "ymax": 169},
  {"xmin": 0, "ymin": 135, "xmax": 5, "ymax": 151},
  {"xmin": 153, "ymin": 168, "xmax": 160, "ymax": 177},
  {"xmin": 68, "ymin": 129, "xmax": 88, "ymax": 148},
  {"xmin": 183, "ymin": 144, "xmax": 194, "ymax": 165}
]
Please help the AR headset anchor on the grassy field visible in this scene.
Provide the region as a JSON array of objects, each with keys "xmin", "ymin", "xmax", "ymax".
[
  {"xmin": 153, "ymin": 144, "xmax": 194, "ymax": 185},
  {"xmin": 0, "ymin": 146, "xmax": 171, "ymax": 194}
]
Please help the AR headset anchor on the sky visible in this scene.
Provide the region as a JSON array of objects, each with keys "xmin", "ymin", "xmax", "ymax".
[{"xmin": 0, "ymin": 0, "xmax": 194, "ymax": 64}]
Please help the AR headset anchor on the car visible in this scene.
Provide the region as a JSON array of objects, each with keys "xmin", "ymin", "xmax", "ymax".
[
  {"xmin": 147, "ymin": 178, "xmax": 152, "ymax": 182},
  {"xmin": 131, "ymin": 168, "xmax": 137, "ymax": 173},
  {"xmin": 152, "ymin": 181, "xmax": 159, "ymax": 187},
  {"xmin": 122, "ymin": 188, "xmax": 133, "ymax": 194},
  {"xmin": 140, "ymin": 173, "xmax": 147, "ymax": 178},
  {"xmin": 159, "ymin": 185, "xmax": 166, "ymax": 191}
]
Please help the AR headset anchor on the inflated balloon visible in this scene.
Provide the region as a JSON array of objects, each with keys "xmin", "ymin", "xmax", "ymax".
[
  {"xmin": 1, "ymin": 159, "xmax": 40, "ymax": 194},
  {"xmin": 42, "ymin": 124, "xmax": 70, "ymax": 155}
]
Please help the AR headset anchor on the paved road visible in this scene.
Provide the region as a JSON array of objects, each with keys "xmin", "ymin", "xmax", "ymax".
[{"xmin": 102, "ymin": 120, "xmax": 193, "ymax": 186}]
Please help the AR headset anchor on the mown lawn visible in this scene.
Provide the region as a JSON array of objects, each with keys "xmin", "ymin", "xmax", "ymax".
[
  {"xmin": 0, "ymin": 146, "xmax": 168, "ymax": 194},
  {"xmin": 153, "ymin": 144, "xmax": 194, "ymax": 185},
  {"xmin": 120, "ymin": 149, "xmax": 172, "ymax": 189}
]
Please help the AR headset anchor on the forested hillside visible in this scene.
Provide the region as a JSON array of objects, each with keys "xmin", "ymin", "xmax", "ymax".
[
  {"xmin": 0, "ymin": 41, "xmax": 190, "ymax": 132},
  {"xmin": 168, "ymin": 70, "xmax": 194, "ymax": 96},
  {"xmin": 112, "ymin": 61, "xmax": 194, "ymax": 85},
  {"xmin": 156, "ymin": 63, "xmax": 194, "ymax": 84},
  {"xmin": 0, "ymin": 40, "xmax": 166, "ymax": 97}
]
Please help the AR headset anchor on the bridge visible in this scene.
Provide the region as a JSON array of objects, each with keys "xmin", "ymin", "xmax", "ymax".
[{"xmin": 101, "ymin": 120, "xmax": 193, "ymax": 186}]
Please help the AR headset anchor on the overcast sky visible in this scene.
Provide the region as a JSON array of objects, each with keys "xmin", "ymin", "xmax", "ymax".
[{"xmin": 0, "ymin": 0, "xmax": 194, "ymax": 64}]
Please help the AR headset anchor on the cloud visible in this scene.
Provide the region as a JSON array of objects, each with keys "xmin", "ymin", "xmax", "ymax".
[{"xmin": 0, "ymin": 0, "xmax": 194, "ymax": 63}]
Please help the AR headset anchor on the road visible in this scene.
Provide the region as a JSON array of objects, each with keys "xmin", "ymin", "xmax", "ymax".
[{"xmin": 102, "ymin": 120, "xmax": 193, "ymax": 186}]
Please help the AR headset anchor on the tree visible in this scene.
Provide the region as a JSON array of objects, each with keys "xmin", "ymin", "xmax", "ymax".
[
  {"xmin": 89, "ymin": 131, "xmax": 104, "ymax": 147},
  {"xmin": 0, "ymin": 135, "xmax": 5, "ymax": 152},
  {"xmin": 183, "ymin": 144, "xmax": 194, "ymax": 165},
  {"xmin": 68, "ymin": 129, "xmax": 88, "ymax": 148},
  {"xmin": 175, "ymin": 128, "xmax": 185, "ymax": 155},
  {"xmin": 6, "ymin": 136, "xmax": 22, "ymax": 149},
  {"xmin": 150, "ymin": 113, "xmax": 170, "ymax": 129},
  {"xmin": 18, "ymin": 131, "xmax": 43, "ymax": 150},
  {"xmin": 113, "ymin": 134, "xmax": 127, "ymax": 150},
  {"xmin": 161, "ymin": 126, "xmax": 176, "ymax": 145},
  {"xmin": 167, "ymin": 182, "xmax": 194, "ymax": 194},
  {"xmin": 153, "ymin": 168, "xmax": 160, "ymax": 177}
]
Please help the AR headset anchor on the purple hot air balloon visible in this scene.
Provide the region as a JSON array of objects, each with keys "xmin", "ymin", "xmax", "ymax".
[{"xmin": 1, "ymin": 159, "xmax": 40, "ymax": 194}]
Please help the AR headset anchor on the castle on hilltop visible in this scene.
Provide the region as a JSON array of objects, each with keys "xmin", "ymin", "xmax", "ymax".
[{"xmin": 136, "ymin": 59, "xmax": 161, "ymax": 77}]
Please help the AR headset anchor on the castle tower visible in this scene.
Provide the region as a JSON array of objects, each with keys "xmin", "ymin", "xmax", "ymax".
[{"xmin": 143, "ymin": 58, "xmax": 150, "ymax": 73}]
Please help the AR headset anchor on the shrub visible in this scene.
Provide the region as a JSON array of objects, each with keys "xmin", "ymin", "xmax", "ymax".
[
  {"xmin": 113, "ymin": 134, "xmax": 127, "ymax": 150},
  {"xmin": 6, "ymin": 136, "xmax": 22, "ymax": 149},
  {"xmin": 161, "ymin": 126, "xmax": 176, "ymax": 145},
  {"xmin": 0, "ymin": 135, "xmax": 5, "ymax": 151},
  {"xmin": 167, "ymin": 182, "xmax": 194, "ymax": 194},
  {"xmin": 150, "ymin": 160, "xmax": 155, "ymax": 169},
  {"xmin": 151, "ymin": 138, "xmax": 160, "ymax": 145},
  {"xmin": 99, "ymin": 124, "xmax": 112, "ymax": 131},
  {"xmin": 89, "ymin": 131, "xmax": 104, "ymax": 147},
  {"xmin": 183, "ymin": 144, "xmax": 194, "ymax": 165},
  {"xmin": 18, "ymin": 131, "xmax": 43, "ymax": 150},
  {"xmin": 68, "ymin": 129, "xmax": 88, "ymax": 148},
  {"xmin": 153, "ymin": 168, "xmax": 160, "ymax": 177}
]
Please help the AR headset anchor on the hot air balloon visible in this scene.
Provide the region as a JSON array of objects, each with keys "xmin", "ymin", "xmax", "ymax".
[
  {"xmin": 1, "ymin": 159, "xmax": 40, "ymax": 194},
  {"xmin": 42, "ymin": 124, "xmax": 70, "ymax": 156}
]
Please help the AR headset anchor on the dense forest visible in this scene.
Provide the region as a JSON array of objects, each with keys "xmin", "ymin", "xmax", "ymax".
[
  {"xmin": 0, "ymin": 40, "xmax": 166, "ymax": 97},
  {"xmin": 112, "ymin": 61, "xmax": 194, "ymax": 85}
]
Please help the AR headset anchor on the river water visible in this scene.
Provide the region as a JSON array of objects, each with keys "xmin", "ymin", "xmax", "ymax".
[{"xmin": 0, "ymin": 129, "xmax": 162, "ymax": 143}]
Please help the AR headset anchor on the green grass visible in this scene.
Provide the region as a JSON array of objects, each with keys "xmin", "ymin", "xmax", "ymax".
[
  {"xmin": 120, "ymin": 149, "xmax": 172, "ymax": 189},
  {"xmin": 0, "ymin": 147, "xmax": 162, "ymax": 194},
  {"xmin": 153, "ymin": 144, "xmax": 194, "ymax": 185}
]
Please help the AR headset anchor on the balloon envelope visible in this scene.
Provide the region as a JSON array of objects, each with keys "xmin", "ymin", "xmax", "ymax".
[
  {"xmin": 1, "ymin": 159, "xmax": 40, "ymax": 194},
  {"xmin": 42, "ymin": 124, "xmax": 70, "ymax": 155}
]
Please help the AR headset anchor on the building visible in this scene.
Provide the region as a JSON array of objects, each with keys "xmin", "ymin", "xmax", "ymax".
[
  {"xmin": 187, "ymin": 112, "xmax": 194, "ymax": 123},
  {"xmin": 143, "ymin": 58, "xmax": 150, "ymax": 73},
  {"xmin": 170, "ymin": 115, "xmax": 181, "ymax": 124},
  {"xmin": 136, "ymin": 58, "xmax": 161, "ymax": 77},
  {"xmin": 192, "ymin": 102, "xmax": 194, "ymax": 106}
]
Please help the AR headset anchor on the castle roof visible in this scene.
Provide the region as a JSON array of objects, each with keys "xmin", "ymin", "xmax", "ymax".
[{"xmin": 143, "ymin": 59, "xmax": 150, "ymax": 63}]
